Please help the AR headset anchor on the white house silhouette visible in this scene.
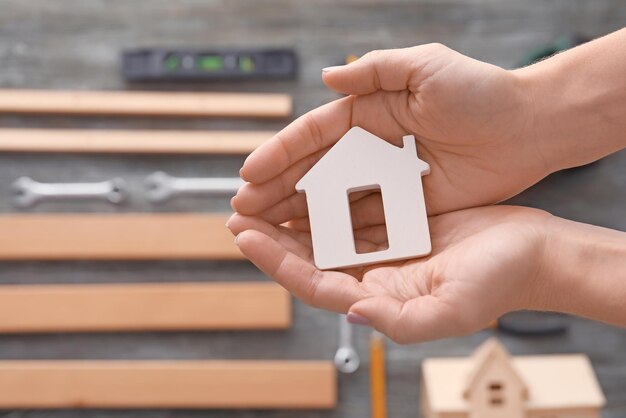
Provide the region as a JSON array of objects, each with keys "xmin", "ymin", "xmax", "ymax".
[{"xmin": 296, "ymin": 126, "xmax": 431, "ymax": 270}]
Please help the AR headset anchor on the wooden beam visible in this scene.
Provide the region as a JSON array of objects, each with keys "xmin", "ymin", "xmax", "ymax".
[
  {"xmin": 0, "ymin": 89, "xmax": 292, "ymax": 118},
  {"xmin": 0, "ymin": 128, "xmax": 273, "ymax": 154},
  {"xmin": 0, "ymin": 282, "xmax": 290, "ymax": 332},
  {"xmin": 0, "ymin": 214, "xmax": 243, "ymax": 260},
  {"xmin": 0, "ymin": 360, "xmax": 336, "ymax": 409}
]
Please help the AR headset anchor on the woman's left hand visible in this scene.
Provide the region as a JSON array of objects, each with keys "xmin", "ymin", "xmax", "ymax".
[{"xmin": 227, "ymin": 205, "xmax": 552, "ymax": 344}]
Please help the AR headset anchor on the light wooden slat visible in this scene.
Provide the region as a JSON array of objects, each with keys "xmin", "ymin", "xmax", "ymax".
[
  {"xmin": 0, "ymin": 214, "xmax": 243, "ymax": 260},
  {"xmin": 0, "ymin": 128, "xmax": 273, "ymax": 154},
  {"xmin": 0, "ymin": 282, "xmax": 290, "ymax": 332},
  {"xmin": 0, "ymin": 89, "xmax": 292, "ymax": 118},
  {"xmin": 0, "ymin": 360, "xmax": 336, "ymax": 409}
]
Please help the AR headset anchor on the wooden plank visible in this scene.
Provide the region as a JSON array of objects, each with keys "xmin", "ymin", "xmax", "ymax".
[
  {"xmin": 0, "ymin": 128, "xmax": 273, "ymax": 154},
  {"xmin": 0, "ymin": 282, "xmax": 290, "ymax": 332},
  {"xmin": 0, "ymin": 89, "xmax": 292, "ymax": 118},
  {"xmin": 0, "ymin": 360, "xmax": 336, "ymax": 409},
  {"xmin": 0, "ymin": 214, "xmax": 243, "ymax": 260}
]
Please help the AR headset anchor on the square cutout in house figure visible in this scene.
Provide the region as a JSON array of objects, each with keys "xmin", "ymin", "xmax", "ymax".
[{"xmin": 295, "ymin": 126, "xmax": 431, "ymax": 270}]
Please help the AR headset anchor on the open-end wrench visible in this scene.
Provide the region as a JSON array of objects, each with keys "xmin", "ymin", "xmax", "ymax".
[
  {"xmin": 12, "ymin": 176, "xmax": 127, "ymax": 208},
  {"xmin": 334, "ymin": 314, "xmax": 360, "ymax": 373},
  {"xmin": 145, "ymin": 171, "xmax": 243, "ymax": 203}
]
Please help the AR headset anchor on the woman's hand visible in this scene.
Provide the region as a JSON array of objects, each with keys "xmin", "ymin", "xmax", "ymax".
[
  {"xmin": 227, "ymin": 206, "xmax": 554, "ymax": 344},
  {"xmin": 234, "ymin": 29, "xmax": 626, "ymax": 224},
  {"xmin": 232, "ymin": 44, "xmax": 547, "ymax": 224},
  {"xmin": 228, "ymin": 34, "xmax": 626, "ymax": 342}
]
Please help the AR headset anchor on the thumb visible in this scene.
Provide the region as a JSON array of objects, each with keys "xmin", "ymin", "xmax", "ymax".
[
  {"xmin": 322, "ymin": 44, "xmax": 448, "ymax": 95},
  {"xmin": 348, "ymin": 295, "xmax": 465, "ymax": 344}
]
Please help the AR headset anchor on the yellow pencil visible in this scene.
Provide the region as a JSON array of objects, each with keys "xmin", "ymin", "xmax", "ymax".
[{"xmin": 370, "ymin": 330, "xmax": 387, "ymax": 418}]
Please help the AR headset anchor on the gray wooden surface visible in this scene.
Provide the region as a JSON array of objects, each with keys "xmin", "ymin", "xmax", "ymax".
[{"xmin": 0, "ymin": 1, "xmax": 624, "ymax": 417}]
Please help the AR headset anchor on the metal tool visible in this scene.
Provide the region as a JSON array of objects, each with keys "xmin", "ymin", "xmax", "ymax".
[
  {"xmin": 122, "ymin": 48, "xmax": 297, "ymax": 82},
  {"xmin": 12, "ymin": 176, "xmax": 127, "ymax": 208},
  {"xmin": 145, "ymin": 171, "xmax": 243, "ymax": 203},
  {"xmin": 497, "ymin": 311, "xmax": 569, "ymax": 337},
  {"xmin": 334, "ymin": 314, "xmax": 360, "ymax": 373}
]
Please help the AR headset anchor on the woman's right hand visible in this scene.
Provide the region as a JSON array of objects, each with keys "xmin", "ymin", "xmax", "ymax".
[{"xmin": 232, "ymin": 43, "xmax": 547, "ymax": 226}]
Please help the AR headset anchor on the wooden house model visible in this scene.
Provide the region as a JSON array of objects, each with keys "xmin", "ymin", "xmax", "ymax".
[{"xmin": 421, "ymin": 338, "xmax": 605, "ymax": 418}]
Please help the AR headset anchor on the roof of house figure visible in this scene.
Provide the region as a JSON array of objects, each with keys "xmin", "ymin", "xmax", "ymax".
[{"xmin": 296, "ymin": 126, "xmax": 429, "ymax": 191}]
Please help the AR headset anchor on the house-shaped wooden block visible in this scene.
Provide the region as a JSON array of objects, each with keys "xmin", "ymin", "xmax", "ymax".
[
  {"xmin": 296, "ymin": 127, "xmax": 431, "ymax": 270},
  {"xmin": 421, "ymin": 338, "xmax": 606, "ymax": 418}
]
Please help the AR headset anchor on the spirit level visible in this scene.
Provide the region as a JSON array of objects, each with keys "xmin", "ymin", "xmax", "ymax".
[{"xmin": 122, "ymin": 48, "xmax": 298, "ymax": 81}]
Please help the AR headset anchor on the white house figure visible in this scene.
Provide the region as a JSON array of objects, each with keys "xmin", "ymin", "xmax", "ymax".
[{"xmin": 295, "ymin": 126, "xmax": 431, "ymax": 270}]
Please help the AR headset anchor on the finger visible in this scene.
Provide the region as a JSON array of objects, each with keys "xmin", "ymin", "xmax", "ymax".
[
  {"xmin": 229, "ymin": 216, "xmax": 385, "ymax": 289},
  {"xmin": 353, "ymin": 237, "xmax": 386, "ymax": 254},
  {"xmin": 353, "ymin": 224, "xmax": 389, "ymax": 247},
  {"xmin": 286, "ymin": 186, "xmax": 381, "ymax": 232},
  {"xmin": 255, "ymin": 186, "xmax": 380, "ymax": 227},
  {"xmin": 235, "ymin": 229, "xmax": 364, "ymax": 312},
  {"xmin": 287, "ymin": 216, "xmax": 311, "ymax": 232},
  {"xmin": 256, "ymin": 193, "xmax": 309, "ymax": 225},
  {"xmin": 232, "ymin": 146, "xmax": 330, "ymax": 215},
  {"xmin": 227, "ymin": 214, "xmax": 312, "ymax": 261},
  {"xmin": 282, "ymin": 193, "xmax": 387, "ymax": 236},
  {"xmin": 240, "ymin": 96, "xmax": 353, "ymax": 184},
  {"xmin": 351, "ymin": 90, "xmax": 423, "ymax": 143},
  {"xmin": 348, "ymin": 295, "xmax": 463, "ymax": 344},
  {"xmin": 276, "ymin": 224, "xmax": 313, "ymax": 250},
  {"xmin": 323, "ymin": 45, "xmax": 444, "ymax": 95},
  {"xmin": 232, "ymin": 216, "xmax": 386, "ymax": 262},
  {"xmin": 349, "ymin": 192, "xmax": 386, "ymax": 229}
]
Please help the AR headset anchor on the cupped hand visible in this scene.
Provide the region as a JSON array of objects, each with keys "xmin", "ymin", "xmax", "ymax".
[
  {"xmin": 227, "ymin": 205, "xmax": 553, "ymax": 344},
  {"xmin": 232, "ymin": 44, "xmax": 548, "ymax": 225}
]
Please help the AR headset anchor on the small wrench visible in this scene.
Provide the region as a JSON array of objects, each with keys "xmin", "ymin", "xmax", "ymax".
[
  {"xmin": 12, "ymin": 176, "xmax": 127, "ymax": 208},
  {"xmin": 334, "ymin": 314, "xmax": 360, "ymax": 373},
  {"xmin": 145, "ymin": 171, "xmax": 243, "ymax": 203}
]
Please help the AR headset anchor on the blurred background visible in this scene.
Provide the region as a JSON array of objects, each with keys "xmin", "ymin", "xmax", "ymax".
[{"xmin": 0, "ymin": 1, "xmax": 624, "ymax": 417}]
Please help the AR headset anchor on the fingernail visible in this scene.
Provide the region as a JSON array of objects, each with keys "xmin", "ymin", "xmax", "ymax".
[
  {"xmin": 226, "ymin": 213, "xmax": 236, "ymax": 229},
  {"xmin": 234, "ymin": 235, "xmax": 240, "ymax": 246},
  {"xmin": 230, "ymin": 196, "xmax": 237, "ymax": 210},
  {"xmin": 322, "ymin": 65, "xmax": 344, "ymax": 73},
  {"xmin": 347, "ymin": 312, "xmax": 371, "ymax": 327}
]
